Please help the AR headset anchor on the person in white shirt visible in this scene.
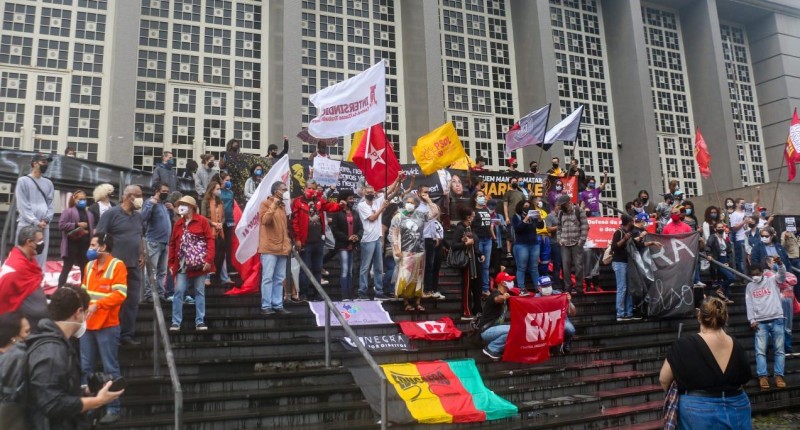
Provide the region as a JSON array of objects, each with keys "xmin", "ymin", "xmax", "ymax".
[{"xmin": 356, "ymin": 177, "xmax": 402, "ymax": 300}]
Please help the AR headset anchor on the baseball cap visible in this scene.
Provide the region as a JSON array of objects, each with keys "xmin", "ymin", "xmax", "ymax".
[
  {"xmin": 635, "ymin": 212, "xmax": 651, "ymax": 223},
  {"xmin": 495, "ymin": 272, "xmax": 515, "ymax": 285},
  {"xmin": 537, "ymin": 275, "xmax": 553, "ymax": 286}
]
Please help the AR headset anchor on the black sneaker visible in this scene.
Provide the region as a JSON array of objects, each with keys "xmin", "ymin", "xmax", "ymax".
[
  {"xmin": 169, "ymin": 325, "xmax": 180, "ymax": 332},
  {"xmin": 274, "ymin": 308, "xmax": 292, "ymax": 315},
  {"xmin": 260, "ymin": 309, "xmax": 276, "ymax": 316},
  {"xmin": 196, "ymin": 323, "xmax": 208, "ymax": 331},
  {"xmin": 482, "ymin": 348, "xmax": 501, "ymax": 361},
  {"xmin": 99, "ymin": 412, "xmax": 120, "ymax": 425}
]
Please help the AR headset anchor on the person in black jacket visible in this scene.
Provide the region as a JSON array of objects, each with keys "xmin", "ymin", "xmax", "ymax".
[
  {"xmin": 451, "ymin": 206, "xmax": 484, "ymax": 321},
  {"xmin": 705, "ymin": 221, "xmax": 736, "ymax": 304},
  {"xmin": 25, "ymin": 287, "xmax": 123, "ymax": 429},
  {"xmin": 331, "ymin": 191, "xmax": 363, "ymax": 300}
]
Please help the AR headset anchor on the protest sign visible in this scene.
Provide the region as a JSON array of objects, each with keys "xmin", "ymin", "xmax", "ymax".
[{"xmin": 312, "ymin": 156, "xmax": 341, "ymax": 187}]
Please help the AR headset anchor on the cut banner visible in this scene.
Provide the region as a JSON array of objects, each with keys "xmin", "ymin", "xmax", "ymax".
[
  {"xmin": 503, "ymin": 294, "xmax": 569, "ymax": 364},
  {"xmin": 349, "ymin": 358, "xmax": 518, "ymax": 424},
  {"xmin": 308, "ymin": 301, "xmax": 393, "ymax": 327},
  {"xmin": 398, "ymin": 317, "xmax": 462, "ymax": 341}
]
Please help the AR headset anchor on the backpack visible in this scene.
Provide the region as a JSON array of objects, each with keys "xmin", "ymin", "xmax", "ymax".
[
  {"xmin": 602, "ymin": 229, "xmax": 623, "ymax": 265},
  {"xmin": 0, "ymin": 338, "xmax": 59, "ymax": 429}
]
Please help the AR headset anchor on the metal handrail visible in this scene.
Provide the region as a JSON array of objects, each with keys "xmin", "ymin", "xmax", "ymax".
[
  {"xmin": 291, "ymin": 249, "xmax": 389, "ymax": 430},
  {"xmin": 143, "ymin": 258, "xmax": 183, "ymax": 428}
]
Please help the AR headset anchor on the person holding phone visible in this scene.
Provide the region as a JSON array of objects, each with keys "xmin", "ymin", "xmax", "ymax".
[{"xmin": 512, "ymin": 200, "xmax": 545, "ymax": 294}]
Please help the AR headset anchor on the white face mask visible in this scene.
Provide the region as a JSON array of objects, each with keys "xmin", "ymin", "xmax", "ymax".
[
  {"xmin": 504, "ymin": 281, "xmax": 514, "ymax": 290},
  {"xmin": 178, "ymin": 205, "xmax": 190, "ymax": 215},
  {"xmin": 537, "ymin": 201, "xmax": 543, "ymax": 208},
  {"xmin": 540, "ymin": 286, "xmax": 553, "ymax": 296},
  {"xmin": 64, "ymin": 318, "xmax": 87, "ymax": 339},
  {"xmin": 283, "ymin": 191, "xmax": 290, "ymax": 201},
  {"xmin": 751, "ymin": 275, "xmax": 762, "ymax": 283},
  {"xmin": 760, "ymin": 237, "xmax": 771, "ymax": 244},
  {"xmin": 405, "ymin": 203, "xmax": 416, "ymax": 213},
  {"xmin": 133, "ymin": 197, "xmax": 144, "ymax": 210}
]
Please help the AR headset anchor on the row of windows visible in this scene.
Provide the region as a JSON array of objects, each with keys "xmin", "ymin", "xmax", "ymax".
[
  {"xmin": 3, "ymin": 4, "xmax": 106, "ymax": 40},
  {"xmin": 0, "ymin": 72, "xmax": 102, "ymax": 106},
  {"xmin": 301, "ymin": 0, "xmax": 396, "ymax": 23},
  {"xmin": 0, "ymin": 102, "xmax": 100, "ymax": 137},
  {"xmin": 0, "ymin": 36, "xmax": 107, "ymax": 70}
]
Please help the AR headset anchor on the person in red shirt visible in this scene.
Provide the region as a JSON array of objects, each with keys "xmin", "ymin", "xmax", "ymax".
[
  {"xmin": 80, "ymin": 233, "xmax": 128, "ymax": 424},
  {"xmin": 0, "ymin": 225, "xmax": 47, "ymax": 328},
  {"xmin": 291, "ymin": 180, "xmax": 343, "ymax": 301},
  {"xmin": 662, "ymin": 207, "xmax": 693, "ymax": 235}
]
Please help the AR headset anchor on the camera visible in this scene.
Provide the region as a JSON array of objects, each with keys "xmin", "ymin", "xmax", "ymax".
[{"xmin": 87, "ymin": 372, "xmax": 126, "ymax": 394}]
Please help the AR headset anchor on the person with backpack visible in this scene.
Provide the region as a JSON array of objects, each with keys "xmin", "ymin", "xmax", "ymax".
[
  {"xmin": 0, "ymin": 312, "xmax": 32, "ymax": 430},
  {"xmin": 555, "ymin": 194, "xmax": 588, "ymax": 295},
  {"xmin": 24, "ymin": 287, "xmax": 123, "ymax": 430}
]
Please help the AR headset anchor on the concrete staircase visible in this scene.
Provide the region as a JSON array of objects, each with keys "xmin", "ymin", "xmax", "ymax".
[{"xmin": 111, "ymin": 266, "xmax": 800, "ymax": 429}]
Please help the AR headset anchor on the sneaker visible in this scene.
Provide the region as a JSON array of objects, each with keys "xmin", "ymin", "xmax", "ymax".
[
  {"xmin": 616, "ymin": 317, "xmax": 631, "ymax": 322},
  {"xmin": 759, "ymin": 376, "xmax": 770, "ymax": 391},
  {"xmin": 260, "ymin": 309, "xmax": 276, "ymax": 316},
  {"xmin": 694, "ymin": 282, "xmax": 706, "ymax": 287},
  {"xmin": 290, "ymin": 296, "xmax": 306, "ymax": 303},
  {"xmin": 431, "ymin": 292, "xmax": 446, "ymax": 300},
  {"xmin": 322, "ymin": 269, "xmax": 330, "ymax": 276},
  {"xmin": 374, "ymin": 294, "xmax": 389, "ymax": 300},
  {"xmin": 482, "ymin": 348, "xmax": 501, "ymax": 361},
  {"xmin": 342, "ymin": 298, "xmax": 352, "ymax": 302},
  {"xmin": 99, "ymin": 412, "xmax": 121, "ymax": 425},
  {"xmin": 775, "ymin": 375, "xmax": 787, "ymax": 388},
  {"xmin": 196, "ymin": 323, "xmax": 208, "ymax": 331},
  {"xmin": 629, "ymin": 316, "xmax": 642, "ymax": 321},
  {"xmin": 274, "ymin": 308, "xmax": 292, "ymax": 315},
  {"xmin": 169, "ymin": 324, "xmax": 180, "ymax": 332},
  {"xmin": 321, "ymin": 279, "xmax": 330, "ymax": 285},
  {"xmin": 184, "ymin": 296, "xmax": 195, "ymax": 305},
  {"xmin": 166, "ymin": 295, "xmax": 174, "ymax": 302},
  {"xmin": 460, "ymin": 315, "xmax": 476, "ymax": 321},
  {"xmin": 354, "ymin": 296, "xmax": 370, "ymax": 301}
]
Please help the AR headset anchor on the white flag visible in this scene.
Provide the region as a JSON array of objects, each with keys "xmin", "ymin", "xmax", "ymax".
[
  {"xmin": 235, "ymin": 155, "xmax": 290, "ymax": 264},
  {"xmin": 308, "ymin": 61, "xmax": 386, "ymax": 138},
  {"xmin": 543, "ymin": 105, "xmax": 584, "ymax": 148}
]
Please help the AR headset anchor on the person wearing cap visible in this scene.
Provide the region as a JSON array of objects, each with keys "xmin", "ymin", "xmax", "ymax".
[
  {"xmin": 167, "ymin": 196, "xmax": 215, "ymax": 331},
  {"xmin": 535, "ymin": 275, "xmax": 577, "ymax": 353},
  {"xmin": 655, "ymin": 193, "xmax": 677, "ymax": 234},
  {"xmin": 631, "ymin": 212, "xmax": 662, "ymax": 250},
  {"xmin": 555, "ymin": 194, "xmax": 588, "ymax": 295},
  {"xmin": 756, "ymin": 206, "xmax": 773, "ymax": 229},
  {"xmin": 95, "ymin": 185, "xmax": 145, "ymax": 345},
  {"xmin": 506, "ymin": 157, "xmax": 518, "ymax": 173},
  {"xmin": 475, "ymin": 272, "xmax": 514, "ymax": 360},
  {"xmin": 15, "ymin": 152, "xmax": 55, "ymax": 269}
]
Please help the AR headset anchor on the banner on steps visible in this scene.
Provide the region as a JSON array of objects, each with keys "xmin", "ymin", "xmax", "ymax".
[
  {"xmin": 308, "ymin": 301, "xmax": 393, "ymax": 327},
  {"xmin": 349, "ymin": 358, "xmax": 518, "ymax": 424},
  {"xmin": 341, "ymin": 334, "xmax": 410, "ymax": 352},
  {"xmin": 397, "ymin": 317, "xmax": 463, "ymax": 341},
  {"xmin": 502, "ymin": 294, "xmax": 569, "ymax": 364}
]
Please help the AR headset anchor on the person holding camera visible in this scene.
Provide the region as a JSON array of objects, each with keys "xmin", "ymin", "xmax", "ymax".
[
  {"xmin": 26, "ymin": 287, "xmax": 123, "ymax": 430},
  {"xmin": 511, "ymin": 200, "xmax": 544, "ymax": 294},
  {"xmin": 79, "ymin": 233, "xmax": 128, "ymax": 424}
]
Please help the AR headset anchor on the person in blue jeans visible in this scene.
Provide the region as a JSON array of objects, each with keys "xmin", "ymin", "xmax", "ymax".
[
  {"xmin": 704, "ymin": 222, "xmax": 735, "ymax": 303},
  {"xmin": 141, "ymin": 183, "xmax": 173, "ymax": 303},
  {"xmin": 745, "ymin": 259, "xmax": 787, "ymax": 390},
  {"xmin": 511, "ymin": 200, "xmax": 543, "ymax": 293},
  {"xmin": 258, "ymin": 182, "xmax": 292, "ymax": 315},
  {"xmin": 330, "ymin": 191, "xmax": 363, "ymax": 300},
  {"xmin": 611, "ymin": 214, "xmax": 639, "ymax": 322},
  {"xmin": 475, "ymin": 272, "xmax": 514, "ymax": 360},
  {"xmin": 471, "ymin": 191, "xmax": 495, "ymax": 294}
]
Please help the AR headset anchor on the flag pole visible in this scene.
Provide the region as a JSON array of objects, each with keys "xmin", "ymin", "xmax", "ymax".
[
  {"xmin": 708, "ymin": 173, "xmax": 724, "ymax": 213},
  {"xmin": 770, "ymin": 148, "xmax": 786, "ymax": 215}
]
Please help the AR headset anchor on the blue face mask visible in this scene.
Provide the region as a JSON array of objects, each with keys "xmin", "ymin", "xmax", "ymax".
[
  {"xmin": 685, "ymin": 208, "xmax": 692, "ymax": 215},
  {"xmin": 760, "ymin": 211, "xmax": 767, "ymax": 218},
  {"xmin": 76, "ymin": 200, "xmax": 87, "ymax": 210},
  {"xmin": 255, "ymin": 169, "xmax": 263, "ymax": 176},
  {"xmin": 86, "ymin": 249, "xmax": 99, "ymax": 261},
  {"xmin": 224, "ymin": 181, "xmax": 232, "ymax": 189},
  {"xmin": 588, "ymin": 183, "xmax": 596, "ymax": 189},
  {"xmin": 167, "ymin": 158, "xmax": 175, "ymax": 166}
]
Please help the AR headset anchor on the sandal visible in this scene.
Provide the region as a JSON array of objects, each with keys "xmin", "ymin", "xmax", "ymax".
[
  {"xmin": 415, "ymin": 305, "xmax": 426, "ymax": 312},
  {"xmin": 404, "ymin": 305, "xmax": 415, "ymax": 312}
]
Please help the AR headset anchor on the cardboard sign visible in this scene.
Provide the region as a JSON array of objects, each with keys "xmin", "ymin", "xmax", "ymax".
[
  {"xmin": 312, "ymin": 156, "xmax": 341, "ymax": 187},
  {"xmin": 585, "ymin": 217, "xmax": 621, "ymax": 249},
  {"xmin": 786, "ymin": 217, "xmax": 796, "ymax": 233}
]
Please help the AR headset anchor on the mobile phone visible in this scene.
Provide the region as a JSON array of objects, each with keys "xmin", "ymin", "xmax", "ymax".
[
  {"xmin": 109, "ymin": 376, "xmax": 127, "ymax": 392},
  {"xmin": 527, "ymin": 210, "xmax": 539, "ymax": 219}
]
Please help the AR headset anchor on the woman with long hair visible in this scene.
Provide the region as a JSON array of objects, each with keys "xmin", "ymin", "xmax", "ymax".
[
  {"xmin": 58, "ymin": 190, "xmax": 94, "ymax": 286},
  {"xmin": 244, "ymin": 164, "xmax": 264, "ymax": 200},
  {"xmin": 659, "ymin": 298, "xmax": 751, "ymax": 429},
  {"xmin": 512, "ymin": 199, "xmax": 544, "ymax": 293},
  {"xmin": 702, "ymin": 205, "xmax": 722, "ymax": 243},
  {"xmin": 451, "ymin": 206, "xmax": 484, "ymax": 320},
  {"xmin": 201, "ymin": 181, "xmax": 233, "ymax": 287},
  {"xmin": 88, "ymin": 183, "xmax": 114, "ymax": 228}
]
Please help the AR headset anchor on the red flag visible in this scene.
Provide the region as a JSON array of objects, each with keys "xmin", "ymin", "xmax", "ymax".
[
  {"xmin": 785, "ymin": 108, "xmax": 800, "ymax": 182},
  {"xmin": 0, "ymin": 247, "xmax": 44, "ymax": 313},
  {"xmin": 694, "ymin": 128, "xmax": 712, "ymax": 178},
  {"xmin": 225, "ymin": 202, "xmax": 262, "ymax": 295},
  {"xmin": 561, "ymin": 176, "xmax": 579, "ymax": 204},
  {"xmin": 502, "ymin": 294, "xmax": 569, "ymax": 364},
  {"xmin": 352, "ymin": 123, "xmax": 401, "ymax": 190},
  {"xmin": 398, "ymin": 317, "xmax": 463, "ymax": 341}
]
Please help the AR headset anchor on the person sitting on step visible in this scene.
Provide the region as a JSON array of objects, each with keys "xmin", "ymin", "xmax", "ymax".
[
  {"xmin": 535, "ymin": 276, "xmax": 576, "ymax": 354},
  {"xmin": 475, "ymin": 272, "xmax": 514, "ymax": 361}
]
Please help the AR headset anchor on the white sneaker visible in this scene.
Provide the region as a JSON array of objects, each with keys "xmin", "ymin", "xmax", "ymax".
[
  {"xmin": 321, "ymin": 279, "xmax": 330, "ymax": 285},
  {"xmin": 694, "ymin": 282, "xmax": 706, "ymax": 287},
  {"xmin": 432, "ymin": 292, "xmax": 446, "ymax": 300}
]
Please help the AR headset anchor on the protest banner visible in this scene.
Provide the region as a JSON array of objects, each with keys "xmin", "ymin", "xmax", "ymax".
[
  {"xmin": 311, "ymin": 156, "xmax": 341, "ymax": 187},
  {"xmin": 585, "ymin": 217, "xmax": 620, "ymax": 249},
  {"xmin": 502, "ymin": 294, "xmax": 569, "ymax": 364}
]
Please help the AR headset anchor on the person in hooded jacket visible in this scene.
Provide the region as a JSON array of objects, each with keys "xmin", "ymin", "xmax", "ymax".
[{"xmin": 150, "ymin": 151, "xmax": 177, "ymax": 192}]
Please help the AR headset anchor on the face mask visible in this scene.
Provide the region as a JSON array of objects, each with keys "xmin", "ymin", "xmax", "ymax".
[
  {"xmin": 710, "ymin": 213, "xmax": 718, "ymax": 219},
  {"xmin": 751, "ymin": 275, "xmax": 762, "ymax": 283},
  {"xmin": 224, "ymin": 181, "xmax": 232, "ymax": 189},
  {"xmin": 63, "ymin": 317, "xmax": 87, "ymax": 338},
  {"xmin": 270, "ymin": 151, "xmax": 277, "ymax": 157},
  {"xmin": 634, "ymin": 207, "xmax": 644, "ymax": 213},
  {"xmin": 739, "ymin": 203, "xmax": 745, "ymax": 210},
  {"xmin": 86, "ymin": 249, "xmax": 99, "ymax": 261},
  {"xmin": 167, "ymin": 159, "xmax": 174, "ymax": 166},
  {"xmin": 255, "ymin": 169, "xmax": 263, "ymax": 176},
  {"xmin": 38, "ymin": 163, "xmax": 49, "ymax": 174},
  {"xmin": 133, "ymin": 197, "xmax": 144, "ymax": 210},
  {"xmin": 35, "ymin": 240, "xmax": 45, "ymax": 255},
  {"xmin": 640, "ymin": 197, "xmax": 649, "ymax": 204},
  {"xmin": 666, "ymin": 200, "xmax": 674, "ymax": 205},
  {"xmin": 552, "ymin": 163, "xmax": 559, "ymax": 168},
  {"xmin": 365, "ymin": 194, "xmax": 375, "ymax": 201},
  {"xmin": 588, "ymin": 183, "xmax": 596, "ymax": 189},
  {"xmin": 178, "ymin": 205, "xmax": 190, "ymax": 215},
  {"xmin": 159, "ymin": 192, "xmax": 169, "ymax": 201},
  {"xmin": 476, "ymin": 197, "xmax": 486, "ymax": 206},
  {"xmin": 305, "ymin": 189, "xmax": 316, "ymax": 200},
  {"xmin": 510, "ymin": 183, "xmax": 518, "ymax": 189},
  {"xmin": 347, "ymin": 201, "xmax": 355, "ymax": 209},
  {"xmin": 726, "ymin": 202, "xmax": 733, "ymax": 208},
  {"xmin": 530, "ymin": 166, "xmax": 538, "ymax": 173},
  {"xmin": 555, "ymin": 186, "xmax": 563, "ymax": 192},
  {"xmin": 670, "ymin": 214, "xmax": 681, "ymax": 222},
  {"xmin": 540, "ymin": 286, "xmax": 553, "ymax": 296},
  {"xmin": 716, "ymin": 229, "xmax": 725, "ymax": 234},
  {"xmin": 76, "ymin": 200, "xmax": 87, "ymax": 210},
  {"xmin": 232, "ymin": 146, "xmax": 239, "ymax": 153},
  {"xmin": 512, "ymin": 163, "xmax": 518, "ymax": 169},
  {"xmin": 537, "ymin": 201, "xmax": 543, "ymax": 208},
  {"xmin": 773, "ymin": 264, "xmax": 779, "ymax": 271},
  {"xmin": 282, "ymin": 191, "xmax": 290, "ymax": 201},
  {"xmin": 685, "ymin": 208, "xmax": 692, "ymax": 215},
  {"xmin": 748, "ymin": 222, "xmax": 757, "ymax": 228},
  {"xmin": 214, "ymin": 190, "xmax": 221, "ymax": 197},
  {"xmin": 761, "ymin": 237, "xmax": 771, "ymax": 244},
  {"xmin": 760, "ymin": 211, "xmax": 767, "ymax": 218},
  {"xmin": 404, "ymin": 203, "xmax": 416, "ymax": 213},
  {"xmin": 522, "ymin": 205, "xmax": 531, "ymax": 213}
]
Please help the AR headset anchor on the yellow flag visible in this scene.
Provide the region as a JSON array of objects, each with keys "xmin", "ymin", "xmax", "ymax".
[
  {"xmin": 413, "ymin": 122, "xmax": 466, "ymax": 175},
  {"xmin": 450, "ymin": 155, "xmax": 475, "ymax": 170},
  {"xmin": 346, "ymin": 129, "xmax": 365, "ymax": 162}
]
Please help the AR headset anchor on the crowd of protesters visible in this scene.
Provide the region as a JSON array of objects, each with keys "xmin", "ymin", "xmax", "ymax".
[{"xmin": 1, "ymin": 142, "xmax": 798, "ymax": 427}]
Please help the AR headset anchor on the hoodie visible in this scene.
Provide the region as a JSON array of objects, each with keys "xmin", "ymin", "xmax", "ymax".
[
  {"xmin": 25, "ymin": 319, "xmax": 87, "ymax": 430},
  {"xmin": 151, "ymin": 161, "xmax": 177, "ymax": 191},
  {"xmin": 745, "ymin": 264, "xmax": 786, "ymax": 324}
]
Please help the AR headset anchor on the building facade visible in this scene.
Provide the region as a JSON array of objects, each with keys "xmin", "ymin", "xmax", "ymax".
[{"xmin": 0, "ymin": 0, "xmax": 798, "ymax": 210}]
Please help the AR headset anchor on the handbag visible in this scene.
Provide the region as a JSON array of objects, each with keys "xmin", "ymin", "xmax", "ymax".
[
  {"xmin": 447, "ymin": 248, "xmax": 469, "ymax": 269},
  {"xmin": 662, "ymin": 380, "xmax": 679, "ymax": 430},
  {"xmin": 602, "ymin": 229, "xmax": 622, "ymax": 265},
  {"xmin": 67, "ymin": 226, "xmax": 88, "ymax": 241},
  {"xmin": 179, "ymin": 226, "xmax": 208, "ymax": 271}
]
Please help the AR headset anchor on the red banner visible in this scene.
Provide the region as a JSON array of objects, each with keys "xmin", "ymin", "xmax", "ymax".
[
  {"xmin": 585, "ymin": 217, "xmax": 620, "ymax": 249},
  {"xmin": 502, "ymin": 294, "xmax": 569, "ymax": 363},
  {"xmin": 562, "ymin": 176, "xmax": 579, "ymax": 204},
  {"xmin": 398, "ymin": 317, "xmax": 463, "ymax": 341}
]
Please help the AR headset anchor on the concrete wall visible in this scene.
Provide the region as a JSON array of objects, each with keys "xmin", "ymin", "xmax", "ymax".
[{"xmin": 277, "ymin": 1, "xmax": 304, "ymax": 158}]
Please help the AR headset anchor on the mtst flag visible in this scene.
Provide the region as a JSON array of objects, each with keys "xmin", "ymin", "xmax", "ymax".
[{"xmin": 503, "ymin": 294, "xmax": 569, "ymax": 363}]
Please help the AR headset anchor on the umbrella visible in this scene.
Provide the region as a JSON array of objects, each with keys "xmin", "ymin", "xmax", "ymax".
[{"xmin": 296, "ymin": 128, "xmax": 340, "ymax": 146}]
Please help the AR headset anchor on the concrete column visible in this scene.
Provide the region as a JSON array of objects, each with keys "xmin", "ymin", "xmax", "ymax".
[
  {"xmin": 104, "ymin": 1, "xmax": 141, "ymax": 166},
  {"xmin": 749, "ymin": 12, "xmax": 800, "ymax": 181},
  {"xmin": 601, "ymin": 0, "xmax": 662, "ymax": 198},
  {"xmin": 679, "ymin": 0, "xmax": 742, "ymax": 190},
  {"xmin": 276, "ymin": 1, "xmax": 304, "ymax": 158},
  {"xmin": 399, "ymin": 0, "xmax": 446, "ymax": 161},
  {"xmin": 509, "ymin": 0, "xmax": 561, "ymax": 168}
]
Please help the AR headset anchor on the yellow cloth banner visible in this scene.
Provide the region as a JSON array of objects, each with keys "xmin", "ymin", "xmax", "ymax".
[
  {"xmin": 346, "ymin": 129, "xmax": 365, "ymax": 162},
  {"xmin": 413, "ymin": 122, "xmax": 466, "ymax": 175},
  {"xmin": 450, "ymin": 155, "xmax": 475, "ymax": 170},
  {"xmin": 381, "ymin": 363, "xmax": 453, "ymax": 424}
]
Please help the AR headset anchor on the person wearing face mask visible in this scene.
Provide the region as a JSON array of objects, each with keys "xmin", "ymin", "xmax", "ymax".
[
  {"xmin": 529, "ymin": 161, "xmax": 539, "ymax": 174},
  {"xmin": 701, "ymin": 206, "xmax": 722, "ymax": 243},
  {"xmin": 546, "ymin": 157, "xmax": 564, "ymax": 178},
  {"xmin": 150, "ymin": 151, "xmax": 178, "ymax": 192},
  {"xmin": 566, "ymin": 158, "xmax": 586, "ymax": 189},
  {"xmin": 535, "ymin": 276, "xmax": 577, "ymax": 353},
  {"xmin": 729, "ymin": 188, "xmax": 761, "ymax": 274},
  {"xmin": 14, "ymin": 153, "xmax": 55, "ymax": 270},
  {"xmin": 756, "ymin": 206, "xmax": 773, "ymax": 229},
  {"xmin": 0, "ymin": 226, "xmax": 47, "ymax": 329},
  {"xmin": 141, "ymin": 183, "xmax": 174, "ymax": 303},
  {"xmin": 578, "ymin": 172, "xmax": 608, "ymax": 217},
  {"xmin": 531, "ymin": 197, "xmax": 552, "ymax": 278},
  {"xmin": 258, "ymin": 182, "xmax": 292, "ymax": 315},
  {"xmin": 745, "ymin": 258, "xmax": 787, "ymax": 390},
  {"xmin": 474, "ymin": 272, "xmax": 514, "ymax": 360},
  {"xmin": 512, "ymin": 200, "xmax": 545, "ymax": 294},
  {"xmin": 472, "ymin": 191, "xmax": 495, "ymax": 295},
  {"xmin": 555, "ymin": 195, "xmax": 588, "ymax": 294},
  {"xmin": 330, "ymin": 191, "xmax": 363, "ymax": 301},
  {"xmin": 636, "ymin": 190, "xmax": 655, "ymax": 216},
  {"xmin": 95, "ymin": 185, "xmax": 145, "ymax": 346},
  {"xmin": 201, "ymin": 182, "xmax": 234, "ymax": 288},
  {"xmin": 655, "ymin": 193, "xmax": 677, "ymax": 234},
  {"xmin": 705, "ymin": 222, "xmax": 736, "ymax": 304},
  {"xmin": 506, "ymin": 157, "xmax": 518, "ymax": 173},
  {"xmin": 195, "ymin": 153, "xmax": 217, "ymax": 196},
  {"xmin": 749, "ymin": 227, "xmax": 793, "ymax": 276},
  {"xmin": 662, "ymin": 207, "xmax": 692, "ymax": 235},
  {"xmin": 88, "ymin": 183, "xmax": 115, "ymax": 226},
  {"xmin": 79, "ymin": 233, "xmax": 127, "ymax": 424},
  {"xmin": 217, "ymin": 173, "xmax": 236, "ymax": 273},
  {"xmin": 219, "ymin": 138, "xmax": 241, "ymax": 170},
  {"xmin": 58, "ymin": 190, "xmax": 94, "ymax": 288},
  {"xmin": 547, "ymin": 179, "xmax": 565, "ymax": 210},
  {"xmin": 723, "ymin": 197, "xmax": 736, "ymax": 220},
  {"xmin": 744, "ymin": 215, "xmax": 761, "ymax": 263},
  {"xmin": 357, "ymin": 179, "xmax": 403, "ymax": 300},
  {"xmin": 267, "ymin": 136, "xmax": 289, "ymax": 161},
  {"xmin": 24, "ymin": 287, "xmax": 124, "ymax": 430},
  {"xmin": 168, "ymin": 196, "xmax": 215, "ymax": 331},
  {"xmin": 502, "ymin": 178, "xmax": 524, "ymax": 258},
  {"xmin": 244, "ymin": 164, "xmax": 265, "ymax": 201}
]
